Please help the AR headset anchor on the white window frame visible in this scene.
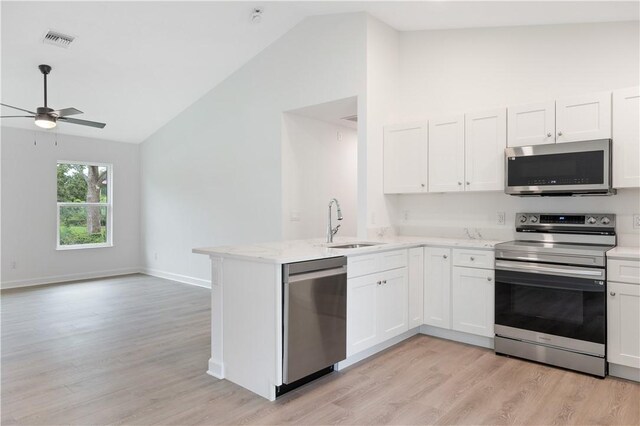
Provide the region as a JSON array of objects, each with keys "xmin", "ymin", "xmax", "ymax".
[{"xmin": 56, "ymin": 160, "xmax": 113, "ymax": 250}]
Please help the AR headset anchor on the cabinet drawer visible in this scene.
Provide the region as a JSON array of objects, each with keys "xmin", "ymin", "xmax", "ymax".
[
  {"xmin": 348, "ymin": 254, "xmax": 379, "ymax": 279},
  {"xmin": 379, "ymin": 250, "xmax": 408, "ymax": 272},
  {"xmin": 453, "ymin": 249, "xmax": 494, "ymax": 269},
  {"xmin": 348, "ymin": 249, "xmax": 408, "ymax": 279},
  {"xmin": 608, "ymin": 259, "xmax": 640, "ymax": 285}
]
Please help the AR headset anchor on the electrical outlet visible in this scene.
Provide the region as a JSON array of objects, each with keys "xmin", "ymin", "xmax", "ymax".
[
  {"xmin": 289, "ymin": 210, "xmax": 300, "ymax": 222},
  {"xmin": 371, "ymin": 212, "xmax": 376, "ymax": 225},
  {"xmin": 634, "ymin": 214, "xmax": 640, "ymax": 229},
  {"xmin": 154, "ymin": 252, "xmax": 158, "ymax": 261},
  {"xmin": 403, "ymin": 210, "xmax": 409, "ymax": 221},
  {"xmin": 497, "ymin": 211, "xmax": 506, "ymax": 225},
  {"xmin": 10, "ymin": 261, "xmax": 17, "ymax": 270},
  {"xmin": 336, "ymin": 131, "xmax": 342, "ymax": 142}
]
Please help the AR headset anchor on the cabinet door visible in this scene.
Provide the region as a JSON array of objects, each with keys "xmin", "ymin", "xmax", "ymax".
[
  {"xmin": 423, "ymin": 247, "xmax": 451, "ymax": 329},
  {"xmin": 507, "ymin": 101, "xmax": 556, "ymax": 147},
  {"xmin": 452, "ymin": 267, "xmax": 494, "ymax": 337},
  {"xmin": 612, "ymin": 87, "xmax": 640, "ymax": 188},
  {"xmin": 408, "ymin": 247, "xmax": 424, "ymax": 329},
  {"xmin": 607, "ymin": 282, "xmax": 640, "ymax": 368},
  {"xmin": 464, "ymin": 109, "xmax": 507, "ymax": 191},
  {"xmin": 428, "ymin": 116, "xmax": 465, "ymax": 192},
  {"xmin": 556, "ymin": 92, "xmax": 612, "ymax": 143},
  {"xmin": 347, "ymin": 274, "xmax": 380, "ymax": 356},
  {"xmin": 383, "ymin": 122, "xmax": 428, "ymax": 194},
  {"xmin": 378, "ymin": 268, "xmax": 409, "ymax": 341}
]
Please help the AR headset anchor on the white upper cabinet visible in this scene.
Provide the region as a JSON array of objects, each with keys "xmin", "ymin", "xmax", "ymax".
[
  {"xmin": 428, "ymin": 116, "xmax": 465, "ymax": 192},
  {"xmin": 464, "ymin": 108, "xmax": 507, "ymax": 191},
  {"xmin": 507, "ymin": 101, "xmax": 556, "ymax": 147},
  {"xmin": 383, "ymin": 122, "xmax": 428, "ymax": 194},
  {"xmin": 555, "ymin": 91, "xmax": 612, "ymax": 143},
  {"xmin": 612, "ymin": 87, "xmax": 640, "ymax": 188}
]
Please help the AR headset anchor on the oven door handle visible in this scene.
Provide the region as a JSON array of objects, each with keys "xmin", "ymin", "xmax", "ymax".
[{"xmin": 495, "ymin": 260, "xmax": 605, "ymax": 280}]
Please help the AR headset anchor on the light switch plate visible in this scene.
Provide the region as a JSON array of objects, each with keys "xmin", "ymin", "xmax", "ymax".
[{"xmin": 634, "ymin": 214, "xmax": 640, "ymax": 229}]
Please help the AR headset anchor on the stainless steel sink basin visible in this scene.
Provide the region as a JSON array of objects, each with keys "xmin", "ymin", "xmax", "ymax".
[{"xmin": 328, "ymin": 243, "xmax": 384, "ymax": 249}]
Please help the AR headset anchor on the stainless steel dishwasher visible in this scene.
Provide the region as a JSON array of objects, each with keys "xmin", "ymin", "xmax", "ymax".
[{"xmin": 281, "ymin": 256, "xmax": 347, "ymax": 393}]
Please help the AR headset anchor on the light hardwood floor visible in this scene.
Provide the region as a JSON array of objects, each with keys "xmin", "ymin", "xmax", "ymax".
[{"xmin": 2, "ymin": 274, "xmax": 638, "ymax": 425}]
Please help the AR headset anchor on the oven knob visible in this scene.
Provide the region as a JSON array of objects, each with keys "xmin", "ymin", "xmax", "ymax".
[
  {"xmin": 529, "ymin": 216, "xmax": 538, "ymax": 223},
  {"xmin": 587, "ymin": 216, "xmax": 597, "ymax": 224},
  {"xmin": 601, "ymin": 217, "xmax": 611, "ymax": 225},
  {"xmin": 519, "ymin": 215, "xmax": 527, "ymax": 223}
]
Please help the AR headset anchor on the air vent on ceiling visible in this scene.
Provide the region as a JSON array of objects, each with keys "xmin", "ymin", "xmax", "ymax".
[
  {"xmin": 42, "ymin": 30, "xmax": 76, "ymax": 48},
  {"xmin": 341, "ymin": 115, "xmax": 358, "ymax": 123}
]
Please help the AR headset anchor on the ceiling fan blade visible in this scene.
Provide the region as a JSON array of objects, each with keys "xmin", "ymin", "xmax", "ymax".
[
  {"xmin": 58, "ymin": 117, "xmax": 106, "ymax": 129},
  {"xmin": 0, "ymin": 115, "xmax": 34, "ymax": 118},
  {"xmin": 1, "ymin": 103, "xmax": 36, "ymax": 115},
  {"xmin": 53, "ymin": 107, "xmax": 83, "ymax": 117}
]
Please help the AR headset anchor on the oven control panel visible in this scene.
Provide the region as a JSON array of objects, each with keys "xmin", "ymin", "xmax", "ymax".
[{"xmin": 516, "ymin": 213, "xmax": 615, "ymax": 228}]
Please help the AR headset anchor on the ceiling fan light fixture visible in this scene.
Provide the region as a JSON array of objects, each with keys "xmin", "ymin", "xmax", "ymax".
[{"xmin": 35, "ymin": 113, "xmax": 56, "ymax": 129}]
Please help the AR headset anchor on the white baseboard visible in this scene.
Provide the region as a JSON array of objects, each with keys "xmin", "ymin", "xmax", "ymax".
[
  {"xmin": 141, "ymin": 268, "xmax": 211, "ymax": 288},
  {"xmin": 609, "ymin": 363, "xmax": 640, "ymax": 382},
  {"xmin": 337, "ymin": 328, "xmax": 421, "ymax": 370},
  {"xmin": 1, "ymin": 267, "xmax": 141, "ymax": 290},
  {"xmin": 207, "ymin": 358, "xmax": 225, "ymax": 379},
  {"xmin": 420, "ymin": 325, "xmax": 495, "ymax": 349}
]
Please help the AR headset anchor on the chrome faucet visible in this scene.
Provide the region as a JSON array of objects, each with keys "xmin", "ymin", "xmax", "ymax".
[{"xmin": 326, "ymin": 198, "xmax": 343, "ymax": 243}]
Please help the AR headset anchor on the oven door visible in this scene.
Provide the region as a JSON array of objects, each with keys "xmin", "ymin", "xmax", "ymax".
[
  {"xmin": 495, "ymin": 260, "xmax": 606, "ymax": 355},
  {"xmin": 504, "ymin": 139, "xmax": 612, "ymax": 195}
]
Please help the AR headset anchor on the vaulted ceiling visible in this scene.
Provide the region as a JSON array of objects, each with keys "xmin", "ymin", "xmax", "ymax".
[{"xmin": 2, "ymin": 1, "xmax": 637, "ymax": 143}]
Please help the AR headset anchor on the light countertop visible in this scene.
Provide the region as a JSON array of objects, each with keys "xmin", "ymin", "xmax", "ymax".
[
  {"xmin": 193, "ymin": 235, "xmax": 502, "ymax": 264},
  {"xmin": 607, "ymin": 246, "xmax": 640, "ymax": 261}
]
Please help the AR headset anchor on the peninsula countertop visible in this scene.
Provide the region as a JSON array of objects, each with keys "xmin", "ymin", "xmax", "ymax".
[{"xmin": 193, "ymin": 235, "xmax": 503, "ymax": 264}]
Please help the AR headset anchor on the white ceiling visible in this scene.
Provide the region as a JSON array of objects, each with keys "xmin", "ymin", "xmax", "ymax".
[{"xmin": 1, "ymin": 1, "xmax": 638, "ymax": 143}]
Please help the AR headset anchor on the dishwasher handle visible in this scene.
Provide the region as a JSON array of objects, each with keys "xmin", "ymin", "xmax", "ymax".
[{"xmin": 287, "ymin": 266, "xmax": 347, "ymax": 283}]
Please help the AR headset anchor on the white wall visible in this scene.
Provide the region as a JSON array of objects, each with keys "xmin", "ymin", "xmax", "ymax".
[
  {"xmin": 281, "ymin": 113, "xmax": 357, "ymax": 240},
  {"xmin": 1, "ymin": 127, "xmax": 141, "ymax": 288},
  {"xmin": 384, "ymin": 21, "xmax": 640, "ymax": 245},
  {"xmin": 140, "ymin": 13, "xmax": 366, "ymax": 285},
  {"xmin": 364, "ymin": 16, "xmax": 400, "ymax": 237},
  {"xmin": 398, "ymin": 21, "xmax": 639, "ymax": 119}
]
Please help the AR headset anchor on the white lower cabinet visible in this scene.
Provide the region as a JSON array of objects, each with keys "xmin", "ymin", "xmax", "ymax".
[
  {"xmin": 408, "ymin": 247, "xmax": 424, "ymax": 329},
  {"xmin": 607, "ymin": 281, "xmax": 640, "ymax": 369},
  {"xmin": 451, "ymin": 267, "xmax": 495, "ymax": 338},
  {"xmin": 423, "ymin": 247, "xmax": 452, "ymax": 329},
  {"xmin": 346, "ymin": 273, "xmax": 379, "ymax": 356},
  {"xmin": 346, "ymin": 251, "xmax": 408, "ymax": 357},
  {"xmin": 607, "ymin": 257, "xmax": 640, "ymax": 374},
  {"xmin": 424, "ymin": 248, "xmax": 495, "ymax": 339}
]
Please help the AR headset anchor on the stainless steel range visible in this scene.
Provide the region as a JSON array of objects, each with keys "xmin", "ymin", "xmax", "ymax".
[{"xmin": 494, "ymin": 213, "xmax": 616, "ymax": 377}]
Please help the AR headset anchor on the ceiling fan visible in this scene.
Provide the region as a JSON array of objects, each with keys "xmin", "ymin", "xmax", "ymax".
[{"xmin": 0, "ymin": 64, "xmax": 106, "ymax": 129}]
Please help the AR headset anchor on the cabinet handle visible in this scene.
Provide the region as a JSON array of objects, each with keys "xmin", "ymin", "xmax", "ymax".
[
  {"xmin": 487, "ymin": 277, "xmax": 492, "ymax": 281},
  {"xmin": 610, "ymin": 291, "xmax": 616, "ymax": 296},
  {"xmin": 421, "ymin": 183, "xmax": 425, "ymax": 188},
  {"xmin": 466, "ymin": 181, "xmax": 470, "ymax": 185},
  {"xmin": 557, "ymin": 131, "xmax": 563, "ymax": 136},
  {"xmin": 546, "ymin": 132, "xmax": 552, "ymax": 137},
  {"xmin": 377, "ymin": 281, "xmax": 382, "ymax": 286},
  {"xmin": 382, "ymin": 280, "xmax": 387, "ymax": 284},
  {"xmin": 443, "ymin": 254, "xmax": 448, "ymax": 259},
  {"xmin": 458, "ymin": 181, "xmax": 462, "ymax": 186},
  {"xmin": 470, "ymin": 257, "xmax": 475, "ymax": 261}
]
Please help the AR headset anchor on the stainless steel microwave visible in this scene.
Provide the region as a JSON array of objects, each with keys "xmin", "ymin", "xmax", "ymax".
[{"xmin": 504, "ymin": 139, "xmax": 615, "ymax": 196}]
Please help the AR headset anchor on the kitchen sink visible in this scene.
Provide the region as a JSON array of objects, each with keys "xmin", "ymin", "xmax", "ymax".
[{"xmin": 328, "ymin": 242, "xmax": 385, "ymax": 249}]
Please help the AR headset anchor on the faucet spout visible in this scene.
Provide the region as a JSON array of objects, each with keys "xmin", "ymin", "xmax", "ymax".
[{"xmin": 327, "ymin": 198, "xmax": 343, "ymax": 243}]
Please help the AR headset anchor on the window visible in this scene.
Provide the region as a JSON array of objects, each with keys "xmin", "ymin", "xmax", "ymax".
[{"xmin": 57, "ymin": 161, "xmax": 112, "ymax": 249}]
